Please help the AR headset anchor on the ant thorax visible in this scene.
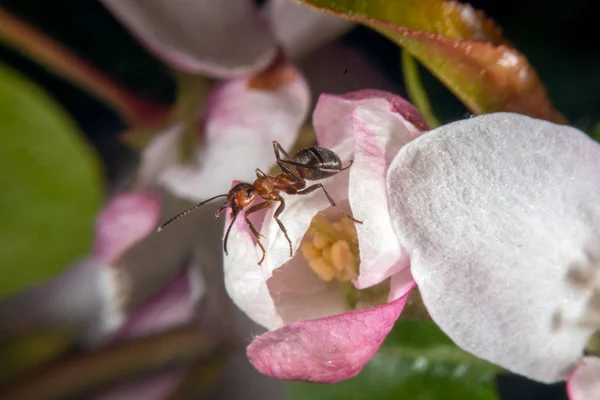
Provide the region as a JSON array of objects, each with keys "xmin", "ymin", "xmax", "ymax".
[{"xmin": 254, "ymin": 176, "xmax": 280, "ymax": 200}]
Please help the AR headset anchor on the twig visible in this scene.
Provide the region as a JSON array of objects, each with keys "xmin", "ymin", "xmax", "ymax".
[{"xmin": 0, "ymin": 325, "xmax": 223, "ymax": 400}]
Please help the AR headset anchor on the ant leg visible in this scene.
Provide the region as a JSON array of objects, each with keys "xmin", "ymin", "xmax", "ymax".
[
  {"xmin": 272, "ymin": 141, "xmax": 291, "ymax": 161},
  {"xmin": 244, "ymin": 201, "xmax": 273, "ymax": 265},
  {"xmin": 255, "ymin": 168, "xmax": 267, "ymax": 178},
  {"xmin": 273, "ymin": 198, "xmax": 293, "ymax": 257},
  {"xmin": 223, "ymin": 211, "xmax": 240, "ymax": 256},
  {"xmin": 296, "ymin": 184, "xmax": 363, "ymax": 224},
  {"xmin": 340, "ymin": 159, "xmax": 354, "ymax": 171},
  {"xmin": 272, "ymin": 142, "xmax": 304, "ymax": 180}
]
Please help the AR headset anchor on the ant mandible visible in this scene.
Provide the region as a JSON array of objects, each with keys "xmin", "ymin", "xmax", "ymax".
[{"xmin": 157, "ymin": 141, "xmax": 362, "ymax": 265}]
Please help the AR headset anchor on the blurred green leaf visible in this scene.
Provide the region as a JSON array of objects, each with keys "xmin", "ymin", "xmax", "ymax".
[
  {"xmin": 286, "ymin": 320, "xmax": 500, "ymax": 400},
  {"xmin": 297, "ymin": 0, "xmax": 565, "ymax": 123},
  {"xmin": 0, "ymin": 63, "xmax": 102, "ymax": 299},
  {"xmin": 0, "ymin": 329, "xmax": 74, "ymax": 380}
]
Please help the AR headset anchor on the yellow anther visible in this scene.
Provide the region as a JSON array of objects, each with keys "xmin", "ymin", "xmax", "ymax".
[
  {"xmin": 312, "ymin": 232, "xmax": 331, "ymax": 250},
  {"xmin": 300, "ymin": 212, "xmax": 360, "ymax": 283},
  {"xmin": 331, "ymin": 241, "xmax": 357, "ymax": 279},
  {"xmin": 300, "ymin": 241, "xmax": 319, "ymax": 260},
  {"xmin": 308, "ymin": 258, "xmax": 336, "ymax": 281}
]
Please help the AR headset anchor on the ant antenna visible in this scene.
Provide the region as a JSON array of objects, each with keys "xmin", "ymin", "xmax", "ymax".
[{"xmin": 156, "ymin": 193, "xmax": 228, "ymax": 232}]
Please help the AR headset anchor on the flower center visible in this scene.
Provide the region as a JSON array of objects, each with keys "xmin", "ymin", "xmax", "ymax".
[{"xmin": 300, "ymin": 213, "xmax": 360, "ymax": 282}]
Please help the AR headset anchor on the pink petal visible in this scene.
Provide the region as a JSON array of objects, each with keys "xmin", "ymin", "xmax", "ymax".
[
  {"xmin": 265, "ymin": 0, "xmax": 354, "ymax": 60},
  {"xmin": 313, "ymin": 89, "xmax": 429, "ymax": 149},
  {"xmin": 388, "ymin": 113, "xmax": 600, "ymax": 382},
  {"xmin": 567, "ymin": 356, "xmax": 600, "ymax": 400},
  {"xmin": 101, "ymin": 0, "xmax": 276, "ymax": 77},
  {"xmin": 159, "ymin": 65, "xmax": 310, "ymax": 202},
  {"xmin": 94, "ymin": 191, "xmax": 161, "ymax": 263},
  {"xmin": 247, "ymin": 291, "xmax": 411, "ymax": 383}
]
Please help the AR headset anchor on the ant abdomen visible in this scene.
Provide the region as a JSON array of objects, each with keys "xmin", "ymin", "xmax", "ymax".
[{"xmin": 294, "ymin": 146, "xmax": 343, "ymax": 180}]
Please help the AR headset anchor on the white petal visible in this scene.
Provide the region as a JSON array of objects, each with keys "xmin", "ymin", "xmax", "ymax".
[
  {"xmin": 101, "ymin": 0, "xmax": 276, "ymax": 77},
  {"xmin": 223, "ymin": 203, "xmax": 284, "ymax": 330},
  {"xmin": 387, "ymin": 113, "xmax": 600, "ymax": 382},
  {"xmin": 137, "ymin": 124, "xmax": 182, "ymax": 187},
  {"xmin": 265, "ymin": 0, "xmax": 353, "ymax": 60},
  {"xmin": 0, "ymin": 257, "xmax": 122, "ymax": 345}
]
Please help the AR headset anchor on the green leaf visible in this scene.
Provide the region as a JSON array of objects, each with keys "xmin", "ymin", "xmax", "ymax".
[
  {"xmin": 0, "ymin": 329, "xmax": 74, "ymax": 380},
  {"xmin": 401, "ymin": 50, "xmax": 441, "ymax": 128},
  {"xmin": 0, "ymin": 63, "xmax": 102, "ymax": 299},
  {"xmin": 297, "ymin": 0, "xmax": 565, "ymax": 123},
  {"xmin": 286, "ymin": 320, "xmax": 500, "ymax": 400}
]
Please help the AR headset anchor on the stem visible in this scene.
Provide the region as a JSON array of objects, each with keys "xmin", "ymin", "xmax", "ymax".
[
  {"xmin": 0, "ymin": 325, "xmax": 223, "ymax": 400},
  {"xmin": 401, "ymin": 49, "xmax": 441, "ymax": 128},
  {"xmin": 0, "ymin": 9, "xmax": 170, "ymax": 128}
]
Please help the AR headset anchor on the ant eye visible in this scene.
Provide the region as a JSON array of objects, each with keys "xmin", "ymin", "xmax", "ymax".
[{"xmin": 246, "ymin": 188, "xmax": 254, "ymax": 196}]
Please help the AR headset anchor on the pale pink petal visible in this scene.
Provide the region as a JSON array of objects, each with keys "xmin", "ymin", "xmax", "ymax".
[
  {"xmin": 247, "ymin": 291, "xmax": 410, "ymax": 383},
  {"xmin": 0, "ymin": 257, "xmax": 120, "ymax": 344},
  {"xmin": 94, "ymin": 191, "xmax": 162, "ymax": 263},
  {"xmin": 222, "ymin": 190, "xmax": 284, "ymax": 330},
  {"xmin": 265, "ymin": 0, "xmax": 354, "ymax": 60},
  {"xmin": 387, "ymin": 269, "xmax": 416, "ymax": 302},
  {"xmin": 101, "ymin": 0, "xmax": 276, "ymax": 77},
  {"xmin": 349, "ymin": 106, "xmax": 421, "ymax": 290},
  {"xmin": 567, "ymin": 356, "xmax": 600, "ymax": 400},
  {"xmin": 313, "ymin": 89, "xmax": 429, "ymax": 149},
  {"xmin": 106, "ymin": 267, "xmax": 203, "ymax": 341},
  {"xmin": 110, "ymin": 190, "xmax": 212, "ymax": 319},
  {"xmin": 388, "ymin": 113, "xmax": 600, "ymax": 382},
  {"xmin": 267, "ymin": 255, "xmax": 350, "ymax": 324},
  {"xmin": 159, "ymin": 65, "xmax": 310, "ymax": 202}
]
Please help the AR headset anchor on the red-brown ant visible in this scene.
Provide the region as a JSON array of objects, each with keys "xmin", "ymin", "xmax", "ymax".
[{"xmin": 157, "ymin": 141, "xmax": 362, "ymax": 265}]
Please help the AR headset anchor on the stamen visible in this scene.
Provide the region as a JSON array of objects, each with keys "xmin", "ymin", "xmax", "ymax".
[{"xmin": 300, "ymin": 212, "xmax": 360, "ymax": 282}]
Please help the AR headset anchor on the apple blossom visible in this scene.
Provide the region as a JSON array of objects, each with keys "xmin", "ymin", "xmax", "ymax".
[
  {"xmin": 222, "ymin": 89, "xmax": 429, "ymax": 382},
  {"xmin": 387, "ymin": 113, "xmax": 600, "ymax": 383}
]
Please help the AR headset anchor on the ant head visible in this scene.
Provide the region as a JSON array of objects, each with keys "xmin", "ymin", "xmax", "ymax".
[
  {"xmin": 215, "ymin": 183, "xmax": 257, "ymax": 218},
  {"xmin": 231, "ymin": 183, "xmax": 258, "ymax": 209}
]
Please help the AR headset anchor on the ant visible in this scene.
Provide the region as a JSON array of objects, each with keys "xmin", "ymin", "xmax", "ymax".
[{"xmin": 157, "ymin": 141, "xmax": 362, "ymax": 265}]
